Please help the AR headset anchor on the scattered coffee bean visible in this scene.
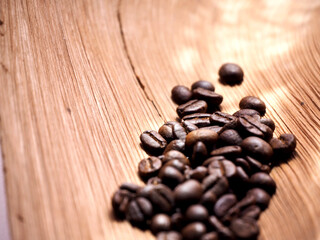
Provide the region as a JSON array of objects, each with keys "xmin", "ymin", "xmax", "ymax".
[
  {"xmin": 185, "ymin": 129, "xmax": 218, "ymax": 149},
  {"xmin": 210, "ymin": 146, "xmax": 242, "ymax": 159},
  {"xmin": 240, "ymin": 205, "xmax": 261, "ymax": 220},
  {"xmin": 238, "ymin": 115, "xmax": 273, "ymax": 141},
  {"xmin": 218, "ymin": 63, "xmax": 244, "ymax": 86},
  {"xmin": 185, "ymin": 204, "xmax": 209, "ymax": 222},
  {"xmin": 126, "ymin": 197, "xmax": 153, "ymax": 227},
  {"xmin": 140, "ymin": 130, "xmax": 167, "ymax": 155},
  {"xmin": 112, "ymin": 189, "xmax": 134, "ymax": 219},
  {"xmin": 182, "ymin": 121, "xmax": 199, "ymax": 133},
  {"xmin": 208, "ymin": 216, "xmax": 235, "ymax": 239},
  {"xmin": 177, "ymin": 99, "xmax": 207, "ymax": 118},
  {"xmin": 233, "ymin": 109, "xmax": 260, "ymax": 118},
  {"xmin": 158, "ymin": 121, "xmax": 179, "ymax": 142},
  {"xmin": 163, "ymin": 139, "xmax": 185, "ymax": 154},
  {"xmin": 182, "ymin": 113, "xmax": 212, "ymax": 127},
  {"xmin": 181, "ymin": 222, "xmax": 207, "ymax": 240},
  {"xmin": 138, "ymin": 156, "xmax": 162, "ymax": 180},
  {"xmin": 171, "ymin": 85, "xmax": 192, "ymax": 104},
  {"xmin": 247, "ymin": 188, "xmax": 271, "ymax": 209},
  {"xmin": 260, "ymin": 118, "xmax": 275, "ymax": 131},
  {"xmin": 185, "ymin": 166, "xmax": 208, "ymax": 181},
  {"xmin": 201, "ymin": 125, "xmax": 223, "ymax": 134},
  {"xmin": 219, "ymin": 129, "xmax": 243, "ymax": 146},
  {"xmin": 191, "ymin": 80, "xmax": 215, "ymax": 91},
  {"xmin": 239, "ymin": 96, "xmax": 266, "ymax": 116},
  {"xmin": 269, "ymin": 133, "xmax": 297, "ymax": 158},
  {"xmin": 250, "ymin": 172, "xmax": 276, "ymax": 195},
  {"xmin": 210, "ymin": 111, "xmax": 236, "ymax": 126},
  {"xmin": 163, "ymin": 150, "xmax": 190, "ymax": 165},
  {"xmin": 172, "ymin": 123, "xmax": 188, "ymax": 140},
  {"xmin": 174, "ymin": 180, "xmax": 203, "ymax": 207},
  {"xmin": 191, "ymin": 141, "xmax": 208, "ymax": 166},
  {"xmin": 241, "ymin": 137, "xmax": 273, "ymax": 163},
  {"xmin": 151, "ymin": 214, "xmax": 171, "ymax": 234},
  {"xmin": 192, "ymin": 88, "xmax": 223, "ymax": 106},
  {"xmin": 157, "ymin": 231, "xmax": 182, "ymax": 240},
  {"xmin": 230, "ymin": 217, "xmax": 259, "ymax": 240},
  {"xmin": 214, "ymin": 194, "xmax": 237, "ymax": 218},
  {"xmin": 158, "ymin": 165, "xmax": 185, "ymax": 188}
]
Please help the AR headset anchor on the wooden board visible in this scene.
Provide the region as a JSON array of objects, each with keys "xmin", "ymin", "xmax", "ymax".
[{"xmin": 0, "ymin": 0, "xmax": 320, "ymax": 239}]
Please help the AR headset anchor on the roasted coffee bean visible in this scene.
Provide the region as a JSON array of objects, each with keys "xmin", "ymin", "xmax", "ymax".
[
  {"xmin": 140, "ymin": 130, "xmax": 167, "ymax": 155},
  {"xmin": 171, "ymin": 85, "xmax": 193, "ymax": 105},
  {"xmin": 241, "ymin": 137, "xmax": 273, "ymax": 163},
  {"xmin": 182, "ymin": 121, "xmax": 199, "ymax": 133},
  {"xmin": 240, "ymin": 205, "xmax": 261, "ymax": 220},
  {"xmin": 210, "ymin": 111, "xmax": 236, "ymax": 126},
  {"xmin": 185, "ymin": 204, "xmax": 209, "ymax": 222},
  {"xmin": 158, "ymin": 121, "xmax": 180, "ymax": 142},
  {"xmin": 208, "ymin": 216, "xmax": 235, "ymax": 240},
  {"xmin": 230, "ymin": 217, "xmax": 259, "ymax": 240},
  {"xmin": 185, "ymin": 166, "xmax": 208, "ymax": 181},
  {"xmin": 119, "ymin": 183, "xmax": 141, "ymax": 193},
  {"xmin": 193, "ymin": 88, "xmax": 223, "ymax": 106},
  {"xmin": 158, "ymin": 165, "xmax": 185, "ymax": 189},
  {"xmin": 191, "ymin": 141, "xmax": 208, "ymax": 166},
  {"xmin": 138, "ymin": 157, "xmax": 162, "ymax": 180},
  {"xmin": 208, "ymin": 160, "xmax": 237, "ymax": 179},
  {"xmin": 269, "ymin": 133, "xmax": 297, "ymax": 157},
  {"xmin": 201, "ymin": 177, "xmax": 229, "ymax": 208},
  {"xmin": 201, "ymin": 232, "xmax": 218, "ymax": 240},
  {"xmin": 202, "ymin": 156, "xmax": 226, "ymax": 167},
  {"xmin": 247, "ymin": 188, "xmax": 271, "ymax": 209},
  {"xmin": 235, "ymin": 158, "xmax": 251, "ymax": 174},
  {"xmin": 214, "ymin": 194, "xmax": 237, "ymax": 218},
  {"xmin": 157, "ymin": 231, "xmax": 182, "ymax": 240},
  {"xmin": 191, "ymin": 80, "xmax": 215, "ymax": 91},
  {"xmin": 163, "ymin": 150, "xmax": 190, "ymax": 165},
  {"xmin": 163, "ymin": 139, "xmax": 186, "ymax": 154},
  {"xmin": 172, "ymin": 123, "xmax": 188, "ymax": 140},
  {"xmin": 112, "ymin": 189, "xmax": 135, "ymax": 219},
  {"xmin": 210, "ymin": 146, "xmax": 242, "ymax": 159},
  {"xmin": 219, "ymin": 129, "xmax": 243, "ymax": 146},
  {"xmin": 238, "ymin": 115, "xmax": 273, "ymax": 141},
  {"xmin": 218, "ymin": 63, "xmax": 244, "ymax": 86},
  {"xmin": 174, "ymin": 180, "xmax": 203, "ymax": 207},
  {"xmin": 151, "ymin": 213, "xmax": 171, "ymax": 234},
  {"xmin": 181, "ymin": 222, "xmax": 207, "ymax": 240},
  {"xmin": 186, "ymin": 129, "xmax": 218, "ymax": 149},
  {"xmin": 171, "ymin": 212, "xmax": 184, "ymax": 230},
  {"xmin": 233, "ymin": 109, "xmax": 260, "ymax": 118},
  {"xmin": 260, "ymin": 118, "xmax": 275, "ymax": 131},
  {"xmin": 163, "ymin": 159, "xmax": 187, "ymax": 172},
  {"xmin": 177, "ymin": 99, "xmax": 208, "ymax": 118},
  {"xmin": 147, "ymin": 177, "xmax": 162, "ymax": 186},
  {"xmin": 139, "ymin": 184, "xmax": 174, "ymax": 213},
  {"xmin": 126, "ymin": 197, "xmax": 153, "ymax": 227},
  {"xmin": 250, "ymin": 172, "xmax": 276, "ymax": 195},
  {"xmin": 239, "ymin": 96, "xmax": 266, "ymax": 116},
  {"xmin": 201, "ymin": 125, "xmax": 223, "ymax": 134},
  {"xmin": 182, "ymin": 113, "xmax": 212, "ymax": 128},
  {"xmin": 244, "ymin": 156, "xmax": 271, "ymax": 174},
  {"xmin": 219, "ymin": 118, "xmax": 239, "ymax": 133}
]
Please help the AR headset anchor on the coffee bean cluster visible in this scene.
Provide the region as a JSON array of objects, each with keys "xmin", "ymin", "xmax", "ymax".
[{"xmin": 112, "ymin": 79, "xmax": 297, "ymax": 240}]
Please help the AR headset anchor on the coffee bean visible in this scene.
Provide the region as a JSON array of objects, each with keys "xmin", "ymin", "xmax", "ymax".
[
  {"xmin": 151, "ymin": 213, "xmax": 171, "ymax": 234},
  {"xmin": 177, "ymin": 99, "xmax": 208, "ymax": 118},
  {"xmin": 210, "ymin": 146, "xmax": 242, "ymax": 159},
  {"xmin": 269, "ymin": 133, "xmax": 297, "ymax": 157},
  {"xmin": 250, "ymin": 172, "xmax": 276, "ymax": 195},
  {"xmin": 244, "ymin": 156, "xmax": 271, "ymax": 174},
  {"xmin": 260, "ymin": 118, "xmax": 275, "ymax": 131},
  {"xmin": 185, "ymin": 166, "xmax": 208, "ymax": 181},
  {"xmin": 191, "ymin": 141, "xmax": 208, "ymax": 166},
  {"xmin": 174, "ymin": 180, "xmax": 203, "ymax": 207},
  {"xmin": 191, "ymin": 80, "xmax": 215, "ymax": 91},
  {"xmin": 202, "ymin": 156, "xmax": 226, "ymax": 167},
  {"xmin": 163, "ymin": 150, "xmax": 190, "ymax": 165},
  {"xmin": 208, "ymin": 216, "xmax": 235, "ymax": 240},
  {"xmin": 210, "ymin": 111, "xmax": 236, "ymax": 126},
  {"xmin": 239, "ymin": 96, "xmax": 266, "ymax": 116},
  {"xmin": 140, "ymin": 130, "xmax": 167, "ymax": 155},
  {"xmin": 201, "ymin": 125, "xmax": 223, "ymax": 134},
  {"xmin": 186, "ymin": 129, "xmax": 218, "ymax": 149},
  {"xmin": 218, "ymin": 63, "xmax": 244, "ymax": 86},
  {"xmin": 241, "ymin": 137, "xmax": 273, "ymax": 163},
  {"xmin": 208, "ymin": 160, "xmax": 237, "ymax": 179},
  {"xmin": 171, "ymin": 212, "xmax": 184, "ymax": 230},
  {"xmin": 182, "ymin": 121, "xmax": 199, "ymax": 133},
  {"xmin": 119, "ymin": 183, "xmax": 141, "ymax": 193},
  {"xmin": 157, "ymin": 231, "xmax": 182, "ymax": 240},
  {"xmin": 219, "ymin": 129, "xmax": 243, "ymax": 146},
  {"xmin": 201, "ymin": 232, "xmax": 218, "ymax": 240},
  {"xmin": 159, "ymin": 121, "xmax": 180, "ymax": 142},
  {"xmin": 172, "ymin": 123, "xmax": 188, "ymax": 140},
  {"xmin": 182, "ymin": 113, "xmax": 212, "ymax": 127},
  {"xmin": 235, "ymin": 158, "xmax": 251, "ymax": 174},
  {"xmin": 192, "ymin": 88, "xmax": 223, "ymax": 106},
  {"xmin": 158, "ymin": 165, "xmax": 185, "ymax": 189},
  {"xmin": 247, "ymin": 188, "xmax": 271, "ymax": 209},
  {"xmin": 163, "ymin": 139, "xmax": 186, "ymax": 154},
  {"xmin": 139, "ymin": 184, "xmax": 174, "ymax": 213},
  {"xmin": 233, "ymin": 109, "xmax": 260, "ymax": 118},
  {"xmin": 201, "ymin": 177, "xmax": 229, "ymax": 208},
  {"xmin": 138, "ymin": 157, "xmax": 162, "ymax": 180},
  {"xmin": 214, "ymin": 194, "xmax": 237, "ymax": 218},
  {"xmin": 126, "ymin": 197, "xmax": 153, "ymax": 227},
  {"xmin": 181, "ymin": 222, "xmax": 207, "ymax": 240},
  {"xmin": 112, "ymin": 189, "xmax": 134, "ymax": 219},
  {"xmin": 185, "ymin": 204, "xmax": 209, "ymax": 223},
  {"xmin": 230, "ymin": 217, "xmax": 259, "ymax": 240},
  {"xmin": 240, "ymin": 205, "xmax": 261, "ymax": 220},
  {"xmin": 171, "ymin": 85, "xmax": 192, "ymax": 105},
  {"xmin": 238, "ymin": 115, "xmax": 273, "ymax": 141}
]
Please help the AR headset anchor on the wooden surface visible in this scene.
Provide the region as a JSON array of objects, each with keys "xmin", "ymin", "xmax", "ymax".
[{"xmin": 1, "ymin": 0, "xmax": 320, "ymax": 239}]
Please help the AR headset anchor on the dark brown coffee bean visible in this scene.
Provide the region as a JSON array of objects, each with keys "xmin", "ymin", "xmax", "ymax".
[
  {"xmin": 163, "ymin": 159, "xmax": 187, "ymax": 173},
  {"xmin": 210, "ymin": 146, "xmax": 242, "ymax": 159},
  {"xmin": 139, "ymin": 184, "xmax": 174, "ymax": 213},
  {"xmin": 158, "ymin": 121, "xmax": 180, "ymax": 142},
  {"xmin": 208, "ymin": 160, "xmax": 237, "ymax": 179},
  {"xmin": 208, "ymin": 216, "xmax": 235, "ymax": 240},
  {"xmin": 182, "ymin": 121, "xmax": 199, "ymax": 133},
  {"xmin": 247, "ymin": 188, "xmax": 270, "ymax": 209},
  {"xmin": 233, "ymin": 109, "xmax": 260, "ymax": 118},
  {"xmin": 191, "ymin": 80, "xmax": 215, "ymax": 91},
  {"xmin": 158, "ymin": 165, "xmax": 185, "ymax": 189},
  {"xmin": 201, "ymin": 125, "xmax": 223, "ymax": 134},
  {"xmin": 235, "ymin": 158, "xmax": 251, "ymax": 174},
  {"xmin": 230, "ymin": 218, "xmax": 259, "ymax": 240},
  {"xmin": 185, "ymin": 204, "xmax": 209, "ymax": 223},
  {"xmin": 163, "ymin": 150, "xmax": 190, "ymax": 165},
  {"xmin": 191, "ymin": 141, "xmax": 208, "ymax": 166},
  {"xmin": 210, "ymin": 111, "xmax": 236, "ymax": 126},
  {"xmin": 171, "ymin": 212, "xmax": 184, "ymax": 230},
  {"xmin": 112, "ymin": 189, "xmax": 134, "ymax": 219},
  {"xmin": 186, "ymin": 129, "xmax": 218, "ymax": 149},
  {"xmin": 193, "ymin": 88, "xmax": 223, "ymax": 106},
  {"xmin": 241, "ymin": 137, "xmax": 273, "ymax": 163},
  {"xmin": 151, "ymin": 213, "xmax": 171, "ymax": 234},
  {"xmin": 177, "ymin": 99, "xmax": 208, "ymax": 118},
  {"xmin": 163, "ymin": 139, "xmax": 186, "ymax": 154},
  {"xmin": 239, "ymin": 96, "xmax": 266, "ymax": 116},
  {"xmin": 157, "ymin": 231, "xmax": 182, "ymax": 240},
  {"xmin": 172, "ymin": 123, "xmax": 188, "ymax": 140},
  {"xmin": 119, "ymin": 183, "xmax": 141, "ymax": 193},
  {"xmin": 140, "ymin": 130, "xmax": 167, "ymax": 155},
  {"xmin": 244, "ymin": 156, "xmax": 271, "ymax": 174},
  {"xmin": 250, "ymin": 172, "xmax": 276, "ymax": 195},
  {"xmin": 185, "ymin": 166, "xmax": 208, "ymax": 181},
  {"xmin": 171, "ymin": 85, "xmax": 192, "ymax": 105},
  {"xmin": 138, "ymin": 156, "xmax": 162, "ymax": 180},
  {"xmin": 219, "ymin": 129, "xmax": 243, "ymax": 146},
  {"xmin": 181, "ymin": 222, "xmax": 207, "ymax": 240},
  {"xmin": 240, "ymin": 205, "xmax": 261, "ymax": 220},
  {"xmin": 126, "ymin": 197, "xmax": 153, "ymax": 226},
  {"xmin": 218, "ymin": 63, "xmax": 244, "ymax": 86},
  {"xmin": 182, "ymin": 113, "xmax": 212, "ymax": 127},
  {"xmin": 201, "ymin": 176, "xmax": 229, "ymax": 208},
  {"xmin": 201, "ymin": 232, "xmax": 218, "ymax": 240},
  {"xmin": 202, "ymin": 156, "xmax": 226, "ymax": 167},
  {"xmin": 260, "ymin": 118, "xmax": 275, "ymax": 131},
  {"xmin": 269, "ymin": 133, "xmax": 297, "ymax": 157},
  {"xmin": 238, "ymin": 115, "xmax": 273, "ymax": 141},
  {"xmin": 174, "ymin": 180, "xmax": 203, "ymax": 207},
  {"xmin": 214, "ymin": 194, "xmax": 237, "ymax": 218}
]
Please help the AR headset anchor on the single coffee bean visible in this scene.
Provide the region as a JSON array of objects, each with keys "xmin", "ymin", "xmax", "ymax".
[
  {"xmin": 126, "ymin": 197, "xmax": 153, "ymax": 227},
  {"xmin": 260, "ymin": 118, "xmax": 275, "ymax": 131},
  {"xmin": 174, "ymin": 180, "xmax": 203, "ymax": 207},
  {"xmin": 218, "ymin": 63, "xmax": 244, "ymax": 86},
  {"xmin": 138, "ymin": 156, "xmax": 162, "ymax": 180},
  {"xmin": 208, "ymin": 160, "xmax": 237, "ymax": 179},
  {"xmin": 185, "ymin": 204, "xmax": 209, "ymax": 222},
  {"xmin": 112, "ymin": 189, "xmax": 135, "ymax": 219},
  {"xmin": 230, "ymin": 217, "xmax": 259, "ymax": 240},
  {"xmin": 233, "ymin": 109, "xmax": 260, "ymax": 118},
  {"xmin": 240, "ymin": 205, "xmax": 261, "ymax": 220},
  {"xmin": 177, "ymin": 99, "xmax": 208, "ymax": 118},
  {"xmin": 191, "ymin": 141, "xmax": 208, "ymax": 166},
  {"xmin": 140, "ymin": 130, "xmax": 167, "ymax": 155},
  {"xmin": 191, "ymin": 80, "xmax": 215, "ymax": 91},
  {"xmin": 182, "ymin": 113, "xmax": 212, "ymax": 128},
  {"xmin": 186, "ymin": 129, "xmax": 218, "ymax": 149},
  {"xmin": 119, "ymin": 183, "xmax": 141, "ymax": 193},
  {"xmin": 151, "ymin": 213, "xmax": 171, "ymax": 234},
  {"xmin": 201, "ymin": 232, "xmax": 218, "ymax": 240},
  {"xmin": 171, "ymin": 85, "xmax": 193, "ymax": 105},
  {"xmin": 239, "ymin": 96, "xmax": 266, "ymax": 116},
  {"xmin": 185, "ymin": 166, "xmax": 208, "ymax": 181},
  {"xmin": 247, "ymin": 188, "xmax": 271, "ymax": 209},
  {"xmin": 163, "ymin": 159, "xmax": 187, "ymax": 173},
  {"xmin": 219, "ymin": 129, "xmax": 243, "ymax": 146},
  {"xmin": 157, "ymin": 231, "xmax": 182, "ymax": 240},
  {"xmin": 214, "ymin": 194, "xmax": 237, "ymax": 218},
  {"xmin": 269, "ymin": 133, "xmax": 297, "ymax": 157},
  {"xmin": 210, "ymin": 146, "xmax": 242, "ymax": 159},
  {"xmin": 201, "ymin": 125, "xmax": 223, "ymax": 134},
  {"xmin": 171, "ymin": 212, "xmax": 185, "ymax": 230},
  {"xmin": 163, "ymin": 139, "xmax": 186, "ymax": 154},
  {"xmin": 241, "ymin": 137, "xmax": 273, "ymax": 163},
  {"xmin": 163, "ymin": 150, "xmax": 190, "ymax": 165},
  {"xmin": 172, "ymin": 123, "xmax": 188, "ymax": 140},
  {"xmin": 238, "ymin": 115, "xmax": 273, "ymax": 141},
  {"xmin": 244, "ymin": 156, "xmax": 271, "ymax": 174},
  {"xmin": 208, "ymin": 216, "xmax": 235, "ymax": 240},
  {"xmin": 210, "ymin": 111, "xmax": 236, "ymax": 126},
  {"xmin": 250, "ymin": 172, "xmax": 276, "ymax": 195},
  {"xmin": 182, "ymin": 121, "xmax": 199, "ymax": 133},
  {"xmin": 235, "ymin": 158, "xmax": 251, "ymax": 174},
  {"xmin": 192, "ymin": 88, "xmax": 223, "ymax": 106},
  {"xmin": 158, "ymin": 165, "xmax": 185, "ymax": 189},
  {"xmin": 159, "ymin": 121, "xmax": 180, "ymax": 142},
  {"xmin": 201, "ymin": 177, "xmax": 229, "ymax": 208},
  {"xmin": 181, "ymin": 222, "xmax": 207, "ymax": 240}
]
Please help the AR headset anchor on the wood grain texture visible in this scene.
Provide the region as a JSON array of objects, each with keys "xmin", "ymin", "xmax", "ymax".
[{"xmin": 0, "ymin": 0, "xmax": 319, "ymax": 239}]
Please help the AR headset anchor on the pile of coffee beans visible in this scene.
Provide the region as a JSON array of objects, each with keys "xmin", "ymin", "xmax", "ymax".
[{"xmin": 112, "ymin": 76, "xmax": 296, "ymax": 239}]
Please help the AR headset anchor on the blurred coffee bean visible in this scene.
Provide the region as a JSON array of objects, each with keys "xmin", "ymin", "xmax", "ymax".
[
  {"xmin": 238, "ymin": 115, "xmax": 273, "ymax": 141},
  {"xmin": 147, "ymin": 177, "xmax": 162, "ymax": 186},
  {"xmin": 159, "ymin": 165, "xmax": 184, "ymax": 189},
  {"xmin": 241, "ymin": 137, "xmax": 273, "ymax": 163},
  {"xmin": 182, "ymin": 113, "xmax": 212, "ymax": 127},
  {"xmin": 244, "ymin": 156, "xmax": 271, "ymax": 174},
  {"xmin": 171, "ymin": 212, "xmax": 185, "ymax": 230},
  {"xmin": 163, "ymin": 159, "xmax": 186, "ymax": 172},
  {"xmin": 201, "ymin": 125, "xmax": 223, "ymax": 134},
  {"xmin": 159, "ymin": 121, "xmax": 179, "ymax": 142},
  {"xmin": 210, "ymin": 146, "xmax": 242, "ymax": 159},
  {"xmin": 138, "ymin": 156, "xmax": 162, "ymax": 180},
  {"xmin": 218, "ymin": 63, "xmax": 244, "ymax": 86},
  {"xmin": 177, "ymin": 99, "xmax": 208, "ymax": 118},
  {"xmin": 157, "ymin": 231, "xmax": 182, "ymax": 240},
  {"xmin": 250, "ymin": 172, "xmax": 276, "ymax": 195},
  {"xmin": 191, "ymin": 141, "xmax": 208, "ymax": 166},
  {"xmin": 181, "ymin": 222, "xmax": 207, "ymax": 240},
  {"xmin": 185, "ymin": 204, "xmax": 209, "ymax": 222},
  {"xmin": 151, "ymin": 213, "xmax": 171, "ymax": 234},
  {"xmin": 171, "ymin": 85, "xmax": 192, "ymax": 105},
  {"xmin": 119, "ymin": 183, "xmax": 141, "ymax": 193},
  {"xmin": 240, "ymin": 205, "xmax": 261, "ymax": 220},
  {"xmin": 174, "ymin": 180, "xmax": 203, "ymax": 207},
  {"xmin": 192, "ymin": 88, "xmax": 223, "ymax": 106},
  {"xmin": 230, "ymin": 217, "xmax": 259, "ymax": 240},
  {"xmin": 208, "ymin": 159, "xmax": 237, "ymax": 179},
  {"xmin": 219, "ymin": 129, "xmax": 243, "ymax": 146},
  {"xmin": 201, "ymin": 232, "xmax": 218, "ymax": 240},
  {"xmin": 210, "ymin": 111, "xmax": 236, "ymax": 126},
  {"xmin": 191, "ymin": 80, "xmax": 215, "ymax": 91},
  {"xmin": 208, "ymin": 216, "xmax": 235, "ymax": 240},
  {"xmin": 247, "ymin": 188, "xmax": 271, "ymax": 209},
  {"xmin": 201, "ymin": 176, "xmax": 229, "ymax": 208},
  {"xmin": 202, "ymin": 156, "xmax": 226, "ymax": 167},
  {"xmin": 214, "ymin": 194, "xmax": 237, "ymax": 218},
  {"xmin": 185, "ymin": 166, "xmax": 208, "ymax": 181},
  {"xmin": 235, "ymin": 158, "xmax": 251, "ymax": 174},
  {"xmin": 260, "ymin": 118, "xmax": 275, "ymax": 131},
  {"xmin": 172, "ymin": 123, "xmax": 188, "ymax": 140},
  {"xmin": 163, "ymin": 139, "xmax": 185, "ymax": 154},
  {"xmin": 269, "ymin": 133, "xmax": 297, "ymax": 157},
  {"xmin": 112, "ymin": 189, "xmax": 135, "ymax": 219},
  {"xmin": 163, "ymin": 150, "xmax": 189, "ymax": 165},
  {"xmin": 186, "ymin": 129, "xmax": 218, "ymax": 149},
  {"xmin": 239, "ymin": 96, "xmax": 266, "ymax": 116},
  {"xmin": 140, "ymin": 130, "xmax": 167, "ymax": 155},
  {"xmin": 126, "ymin": 197, "xmax": 153, "ymax": 227},
  {"xmin": 233, "ymin": 109, "xmax": 260, "ymax": 118}
]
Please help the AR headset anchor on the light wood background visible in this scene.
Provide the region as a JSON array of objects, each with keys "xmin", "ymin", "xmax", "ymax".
[{"xmin": 0, "ymin": 0, "xmax": 320, "ymax": 239}]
